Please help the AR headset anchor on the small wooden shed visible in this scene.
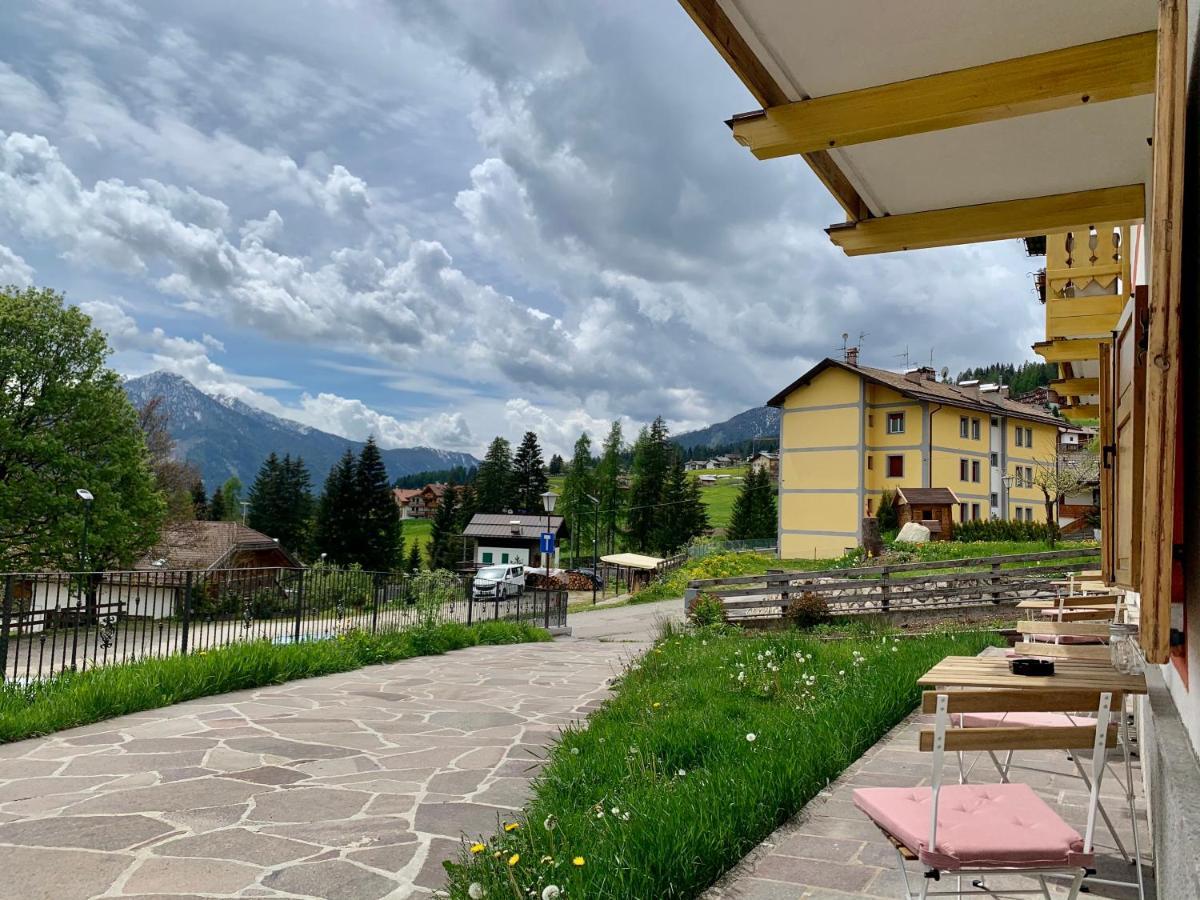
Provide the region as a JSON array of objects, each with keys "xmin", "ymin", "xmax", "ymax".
[{"xmin": 894, "ymin": 487, "xmax": 960, "ymax": 540}]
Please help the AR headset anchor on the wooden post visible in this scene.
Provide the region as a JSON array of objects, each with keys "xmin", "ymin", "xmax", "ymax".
[
  {"xmin": 879, "ymin": 569, "xmax": 891, "ymax": 612},
  {"xmin": 989, "ymin": 562, "xmax": 1002, "ymax": 603}
]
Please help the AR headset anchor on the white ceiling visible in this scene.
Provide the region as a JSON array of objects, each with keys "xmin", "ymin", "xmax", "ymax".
[{"xmin": 719, "ymin": 0, "xmax": 1158, "ymax": 218}]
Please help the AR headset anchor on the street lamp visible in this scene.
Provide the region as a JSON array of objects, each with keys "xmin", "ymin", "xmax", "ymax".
[
  {"xmin": 75, "ymin": 489, "xmax": 94, "ymax": 572},
  {"xmin": 585, "ymin": 493, "xmax": 601, "ymax": 605},
  {"xmin": 1001, "ymin": 473, "xmax": 1014, "ymax": 520},
  {"xmin": 540, "ymin": 490, "xmax": 558, "ymax": 595}
]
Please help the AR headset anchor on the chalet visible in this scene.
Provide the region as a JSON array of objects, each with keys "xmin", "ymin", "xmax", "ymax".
[
  {"xmin": 462, "ymin": 513, "xmax": 567, "ymax": 568},
  {"xmin": 749, "ymin": 450, "xmax": 779, "ymax": 478},
  {"xmin": 135, "ymin": 521, "xmax": 302, "ymax": 571},
  {"xmin": 392, "ymin": 488, "xmax": 421, "ymax": 519},
  {"xmin": 407, "ymin": 483, "xmax": 448, "ymax": 519}
]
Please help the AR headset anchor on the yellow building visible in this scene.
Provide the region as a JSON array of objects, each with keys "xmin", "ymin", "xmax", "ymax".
[{"xmin": 768, "ymin": 351, "xmax": 1063, "ymax": 559}]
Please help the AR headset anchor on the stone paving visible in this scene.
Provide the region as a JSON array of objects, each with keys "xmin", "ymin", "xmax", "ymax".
[
  {"xmin": 704, "ymin": 667, "xmax": 1155, "ymax": 899},
  {"xmin": 0, "ymin": 631, "xmax": 647, "ymax": 900}
]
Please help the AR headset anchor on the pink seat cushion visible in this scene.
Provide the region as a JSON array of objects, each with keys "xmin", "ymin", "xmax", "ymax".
[
  {"xmin": 853, "ymin": 784, "xmax": 1092, "ymax": 871},
  {"xmin": 956, "ymin": 711, "xmax": 1096, "ymax": 729},
  {"xmin": 1039, "ymin": 608, "xmax": 1101, "ymax": 618}
]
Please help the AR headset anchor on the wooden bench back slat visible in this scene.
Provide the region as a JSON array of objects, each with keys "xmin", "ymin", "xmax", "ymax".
[
  {"xmin": 919, "ymin": 724, "xmax": 1118, "ymax": 752},
  {"xmin": 920, "ymin": 688, "xmax": 1122, "ymax": 714},
  {"xmin": 1016, "ymin": 620, "xmax": 1111, "ymax": 636},
  {"xmin": 1014, "ymin": 643, "xmax": 1113, "ymax": 661}
]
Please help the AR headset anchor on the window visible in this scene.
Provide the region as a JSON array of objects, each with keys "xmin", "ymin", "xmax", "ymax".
[
  {"xmin": 991, "ymin": 417, "xmax": 1000, "ymax": 428},
  {"xmin": 1015, "ymin": 426, "xmax": 1024, "ymax": 447},
  {"xmin": 886, "ymin": 455, "xmax": 904, "ymax": 477},
  {"xmin": 971, "ymin": 503, "xmax": 981, "ymax": 521},
  {"xmin": 959, "ymin": 459, "xmax": 969, "ymax": 481},
  {"xmin": 1025, "ymin": 427, "xmax": 1034, "ymax": 447},
  {"xmin": 866, "ymin": 498, "xmax": 874, "ymax": 515},
  {"xmin": 960, "ymin": 416, "xmax": 969, "ymax": 438},
  {"xmin": 971, "ymin": 418, "xmax": 981, "ymax": 440},
  {"xmin": 959, "ymin": 503, "xmax": 969, "ymax": 521},
  {"xmin": 867, "ymin": 456, "xmax": 873, "ymax": 470},
  {"xmin": 971, "ymin": 460, "xmax": 981, "ymax": 483},
  {"xmin": 867, "ymin": 414, "xmax": 874, "ymax": 427},
  {"xmin": 1024, "ymin": 465, "xmax": 1033, "ymax": 487},
  {"xmin": 481, "ymin": 551, "xmax": 493, "ymax": 564},
  {"xmin": 501, "ymin": 552, "xmax": 510, "ymax": 563},
  {"xmin": 887, "ymin": 412, "xmax": 905, "ymax": 434},
  {"xmin": 990, "ymin": 452, "xmax": 999, "ymax": 467},
  {"xmin": 990, "ymin": 492, "xmax": 999, "ymax": 508}
]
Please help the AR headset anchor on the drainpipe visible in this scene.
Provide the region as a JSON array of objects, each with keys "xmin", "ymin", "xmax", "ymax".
[{"xmin": 926, "ymin": 403, "xmax": 943, "ymax": 487}]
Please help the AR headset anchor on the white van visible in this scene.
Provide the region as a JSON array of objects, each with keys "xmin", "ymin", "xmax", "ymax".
[{"xmin": 471, "ymin": 564, "xmax": 525, "ymax": 601}]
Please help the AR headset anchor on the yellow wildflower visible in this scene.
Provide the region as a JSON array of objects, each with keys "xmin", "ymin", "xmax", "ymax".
[
  {"xmin": 652, "ymin": 702, "xmax": 661, "ymax": 708},
  {"xmin": 503, "ymin": 822, "xmax": 520, "ymax": 832},
  {"xmin": 572, "ymin": 856, "xmax": 585, "ymax": 867},
  {"xmin": 470, "ymin": 843, "xmax": 485, "ymax": 854},
  {"xmin": 507, "ymin": 853, "xmax": 520, "ymax": 867}
]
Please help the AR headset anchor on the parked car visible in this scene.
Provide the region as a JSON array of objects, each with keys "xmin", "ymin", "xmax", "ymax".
[{"xmin": 471, "ymin": 564, "xmax": 525, "ymax": 601}]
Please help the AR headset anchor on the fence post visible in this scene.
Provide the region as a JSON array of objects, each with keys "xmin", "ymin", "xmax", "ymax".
[
  {"xmin": 544, "ymin": 589, "xmax": 551, "ymax": 629},
  {"xmin": 293, "ymin": 569, "xmax": 306, "ymax": 644},
  {"xmin": 180, "ymin": 571, "xmax": 192, "ymax": 655},
  {"xmin": 371, "ymin": 576, "xmax": 382, "ymax": 634},
  {"xmin": 467, "ymin": 576, "xmax": 474, "ymax": 626},
  {"xmin": 768, "ymin": 569, "xmax": 787, "ymax": 613},
  {"xmin": 879, "ymin": 569, "xmax": 891, "ymax": 612},
  {"xmin": 0, "ymin": 575, "xmax": 13, "ymax": 675},
  {"xmin": 683, "ymin": 586, "xmax": 698, "ymax": 618},
  {"xmin": 989, "ymin": 562, "xmax": 1002, "ymax": 603}
]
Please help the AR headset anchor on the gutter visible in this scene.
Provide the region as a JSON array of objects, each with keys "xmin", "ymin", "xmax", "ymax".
[{"xmin": 927, "ymin": 403, "xmax": 943, "ymax": 487}]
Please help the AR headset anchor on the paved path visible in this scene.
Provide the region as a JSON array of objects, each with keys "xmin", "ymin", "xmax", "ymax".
[{"xmin": 0, "ymin": 602, "xmax": 669, "ymax": 900}]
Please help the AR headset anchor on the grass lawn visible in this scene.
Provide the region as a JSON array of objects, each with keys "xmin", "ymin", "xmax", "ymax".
[
  {"xmin": 631, "ymin": 540, "xmax": 1100, "ymax": 606},
  {"xmin": 689, "ymin": 466, "xmax": 747, "ymax": 534},
  {"xmin": 0, "ymin": 620, "xmax": 549, "ymax": 744},
  {"xmin": 445, "ymin": 624, "xmax": 1001, "ymax": 899},
  {"xmin": 402, "ymin": 517, "xmax": 433, "ymax": 556}
]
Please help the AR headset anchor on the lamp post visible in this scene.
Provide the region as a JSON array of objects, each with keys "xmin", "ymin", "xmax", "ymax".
[
  {"xmin": 1001, "ymin": 473, "xmax": 1014, "ymax": 521},
  {"xmin": 75, "ymin": 489, "xmax": 94, "ymax": 573},
  {"xmin": 540, "ymin": 490, "xmax": 558, "ymax": 602},
  {"xmin": 585, "ymin": 493, "xmax": 601, "ymax": 605}
]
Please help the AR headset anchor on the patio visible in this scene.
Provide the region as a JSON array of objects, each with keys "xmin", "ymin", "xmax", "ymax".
[{"xmin": 705, "ymin": 649, "xmax": 1152, "ymax": 900}]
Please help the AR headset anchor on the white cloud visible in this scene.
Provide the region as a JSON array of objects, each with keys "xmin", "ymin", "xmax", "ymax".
[{"xmin": 0, "ymin": 244, "xmax": 34, "ymax": 286}]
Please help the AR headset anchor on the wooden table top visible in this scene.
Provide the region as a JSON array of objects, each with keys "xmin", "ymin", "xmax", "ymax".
[{"xmin": 919, "ymin": 655, "xmax": 1147, "ymax": 694}]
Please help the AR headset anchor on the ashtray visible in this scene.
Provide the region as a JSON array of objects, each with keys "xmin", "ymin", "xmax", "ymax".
[{"xmin": 1009, "ymin": 657, "xmax": 1055, "ymax": 676}]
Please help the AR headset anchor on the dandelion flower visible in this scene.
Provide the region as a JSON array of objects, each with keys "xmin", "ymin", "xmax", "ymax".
[
  {"xmin": 468, "ymin": 884, "xmax": 486, "ymax": 900},
  {"xmin": 677, "ymin": 769, "xmax": 686, "ymax": 776},
  {"xmin": 542, "ymin": 887, "xmax": 561, "ymax": 900},
  {"xmin": 572, "ymin": 856, "xmax": 585, "ymax": 867},
  {"xmin": 652, "ymin": 702, "xmax": 661, "ymax": 708},
  {"xmin": 570, "ymin": 747, "xmax": 580, "ymax": 755},
  {"xmin": 611, "ymin": 807, "xmax": 620, "ymax": 815},
  {"xmin": 543, "ymin": 814, "xmax": 557, "ymax": 831},
  {"xmin": 540, "ymin": 855, "xmax": 554, "ymax": 864},
  {"xmin": 504, "ymin": 822, "xmax": 520, "ymax": 832},
  {"xmin": 470, "ymin": 843, "xmax": 486, "ymax": 854},
  {"xmin": 507, "ymin": 853, "xmax": 520, "ymax": 866},
  {"xmin": 838, "ymin": 670, "xmax": 845, "ymax": 676},
  {"xmin": 746, "ymin": 733, "xmax": 757, "ymax": 742}
]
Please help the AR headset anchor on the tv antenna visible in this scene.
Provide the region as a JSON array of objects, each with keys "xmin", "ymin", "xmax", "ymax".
[{"xmin": 895, "ymin": 345, "xmax": 910, "ymax": 370}]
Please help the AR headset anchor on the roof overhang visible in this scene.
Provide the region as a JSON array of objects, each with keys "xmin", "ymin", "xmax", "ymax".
[{"xmin": 680, "ymin": 0, "xmax": 1157, "ymax": 252}]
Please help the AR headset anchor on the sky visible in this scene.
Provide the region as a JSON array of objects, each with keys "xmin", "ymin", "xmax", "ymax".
[{"xmin": 0, "ymin": 0, "xmax": 1048, "ymax": 458}]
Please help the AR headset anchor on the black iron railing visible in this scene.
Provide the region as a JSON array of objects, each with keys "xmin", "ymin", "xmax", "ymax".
[{"xmin": 0, "ymin": 566, "xmax": 567, "ymax": 683}]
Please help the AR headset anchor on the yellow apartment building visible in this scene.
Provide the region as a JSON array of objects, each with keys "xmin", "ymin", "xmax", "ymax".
[{"xmin": 767, "ymin": 350, "xmax": 1063, "ymax": 559}]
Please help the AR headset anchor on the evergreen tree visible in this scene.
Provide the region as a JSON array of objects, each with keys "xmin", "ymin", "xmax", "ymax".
[
  {"xmin": 355, "ymin": 437, "xmax": 402, "ymax": 571},
  {"xmin": 314, "ymin": 450, "xmax": 357, "ymax": 565},
  {"xmin": 247, "ymin": 453, "xmax": 313, "ymax": 558},
  {"xmin": 559, "ymin": 433, "xmax": 594, "ymax": 561},
  {"xmin": 474, "ymin": 437, "xmax": 513, "ymax": 513},
  {"xmin": 208, "ymin": 486, "xmax": 227, "ymax": 521},
  {"xmin": 509, "ymin": 431, "xmax": 549, "ymax": 512},
  {"xmin": 219, "ymin": 477, "xmax": 242, "ymax": 521},
  {"xmin": 455, "ymin": 483, "xmax": 478, "ymax": 531},
  {"xmin": 548, "ymin": 453, "xmax": 565, "ymax": 476},
  {"xmin": 656, "ymin": 452, "xmax": 709, "ymax": 552},
  {"xmin": 626, "ymin": 417, "xmax": 670, "ymax": 551},
  {"xmin": 595, "ymin": 421, "xmax": 624, "ymax": 554},
  {"xmin": 428, "ymin": 484, "xmax": 460, "ymax": 570},
  {"xmin": 190, "ymin": 479, "xmax": 209, "ymax": 520},
  {"xmin": 406, "ymin": 539, "xmax": 423, "ymax": 573},
  {"xmin": 728, "ymin": 467, "xmax": 777, "ymax": 541}
]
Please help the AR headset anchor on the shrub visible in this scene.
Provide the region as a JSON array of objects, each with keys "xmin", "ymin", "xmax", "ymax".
[
  {"xmin": 953, "ymin": 518, "xmax": 1052, "ymax": 543},
  {"xmin": 784, "ymin": 591, "xmax": 830, "ymax": 629},
  {"xmin": 687, "ymin": 592, "xmax": 726, "ymax": 627},
  {"xmin": 877, "ymin": 489, "xmax": 899, "ymax": 532}
]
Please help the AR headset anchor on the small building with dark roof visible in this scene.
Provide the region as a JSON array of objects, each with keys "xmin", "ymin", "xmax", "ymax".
[
  {"xmin": 894, "ymin": 487, "xmax": 961, "ymax": 540},
  {"xmin": 462, "ymin": 513, "xmax": 567, "ymax": 568}
]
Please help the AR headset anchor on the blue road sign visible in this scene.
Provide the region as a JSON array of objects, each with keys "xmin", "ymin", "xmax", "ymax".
[{"xmin": 539, "ymin": 532, "xmax": 555, "ymax": 554}]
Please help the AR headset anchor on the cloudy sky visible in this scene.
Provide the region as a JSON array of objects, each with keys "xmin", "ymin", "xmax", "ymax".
[{"xmin": 0, "ymin": 0, "xmax": 1047, "ymax": 457}]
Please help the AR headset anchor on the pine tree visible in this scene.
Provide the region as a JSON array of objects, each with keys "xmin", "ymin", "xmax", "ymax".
[
  {"xmin": 455, "ymin": 483, "xmax": 478, "ymax": 531},
  {"xmin": 474, "ymin": 437, "xmax": 513, "ymax": 513},
  {"xmin": 190, "ymin": 479, "xmax": 209, "ymax": 520},
  {"xmin": 596, "ymin": 421, "xmax": 624, "ymax": 553},
  {"xmin": 626, "ymin": 417, "xmax": 670, "ymax": 551},
  {"xmin": 355, "ymin": 437, "xmax": 402, "ymax": 571},
  {"xmin": 315, "ymin": 450, "xmax": 357, "ymax": 565},
  {"xmin": 208, "ymin": 486, "xmax": 227, "ymax": 521},
  {"xmin": 406, "ymin": 539, "xmax": 423, "ymax": 573},
  {"xmin": 219, "ymin": 477, "xmax": 242, "ymax": 521},
  {"xmin": 509, "ymin": 431, "xmax": 549, "ymax": 512},
  {"xmin": 428, "ymin": 484, "xmax": 460, "ymax": 570},
  {"xmin": 656, "ymin": 451, "xmax": 708, "ymax": 552},
  {"xmin": 728, "ymin": 467, "xmax": 776, "ymax": 541},
  {"xmin": 548, "ymin": 453, "xmax": 565, "ymax": 476},
  {"xmin": 247, "ymin": 453, "xmax": 313, "ymax": 558},
  {"xmin": 559, "ymin": 433, "xmax": 594, "ymax": 561}
]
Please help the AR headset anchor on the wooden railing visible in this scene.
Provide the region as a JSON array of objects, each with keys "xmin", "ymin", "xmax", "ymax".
[{"xmin": 685, "ymin": 548, "xmax": 1101, "ymax": 620}]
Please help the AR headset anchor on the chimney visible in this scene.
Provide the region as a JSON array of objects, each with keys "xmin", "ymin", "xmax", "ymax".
[
  {"xmin": 906, "ymin": 366, "xmax": 937, "ymax": 383},
  {"xmin": 845, "ymin": 346, "xmax": 859, "ymax": 366},
  {"xmin": 998, "ymin": 385, "xmax": 1010, "ymax": 398},
  {"xmin": 957, "ymin": 379, "xmax": 981, "ymax": 398},
  {"xmin": 509, "ymin": 519, "xmax": 521, "ymax": 535}
]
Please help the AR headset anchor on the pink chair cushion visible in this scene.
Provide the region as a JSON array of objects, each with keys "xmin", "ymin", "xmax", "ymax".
[
  {"xmin": 956, "ymin": 711, "xmax": 1096, "ymax": 729},
  {"xmin": 1039, "ymin": 608, "xmax": 1101, "ymax": 618},
  {"xmin": 853, "ymin": 784, "xmax": 1092, "ymax": 871}
]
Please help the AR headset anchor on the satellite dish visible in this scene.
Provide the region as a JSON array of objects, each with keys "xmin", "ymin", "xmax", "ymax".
[{"xmin": 940, "ymin": 366, "xmax": 950, "ymax": 381}]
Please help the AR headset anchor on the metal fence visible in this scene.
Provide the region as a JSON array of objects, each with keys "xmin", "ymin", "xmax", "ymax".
[{"xmin": 0, "ymin": 566, "xmax": 567, "ymax": 683}]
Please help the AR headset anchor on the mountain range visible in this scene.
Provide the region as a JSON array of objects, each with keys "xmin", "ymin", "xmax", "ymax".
[
  {"xmin": 672, "ymin": 405, "xmax": 780, "ymax": 450},
  {"xmin": 123, "ymin": 371, "xmax": 479, "ymax": 489}
]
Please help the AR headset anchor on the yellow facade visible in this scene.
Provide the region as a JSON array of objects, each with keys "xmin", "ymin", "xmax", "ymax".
[{"xmin": 776, "ymin": 363, "xmax": 1061, "ymax": 560}]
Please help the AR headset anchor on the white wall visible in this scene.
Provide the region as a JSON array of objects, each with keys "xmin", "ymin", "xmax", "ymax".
[{"xmin": 475, "ymin": 545, "xmax": 530, "ymax": 566}]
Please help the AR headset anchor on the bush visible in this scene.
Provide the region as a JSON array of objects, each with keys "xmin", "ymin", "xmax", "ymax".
[
  {"xmin": 784, "ymin": 591, "xmax": 830, "ymax": 629},
  {"xmin": 877, "ymin": 489, "xmax": 899, "ymax": 532},
  {"xmin": 687, "ymin": 592, "xmax": 726, "ymax": 627},
  {"xmin": 953, "ymin": 518, "xmax": 1052, "ymax": 543}
]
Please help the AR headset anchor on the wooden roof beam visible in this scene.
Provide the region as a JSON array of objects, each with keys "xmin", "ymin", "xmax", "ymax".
[
  {"xmin": 827, "ymin": 184, "xmax": 1144, "ymax": 256},
  {"xmin": 1051, "ymin": 377, "xmax": 1101, "ymax": 396},
  {"xmin": 1033, "ymin": 337, "xmax": 1111, "ymax": 364},
  {"xmin": 677, "ymin": 0, "xmax": 869, "ymax": 221},
  {"xmin": 731, "ymin": 31, "xmax": 1156, "ymax": 160}
]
